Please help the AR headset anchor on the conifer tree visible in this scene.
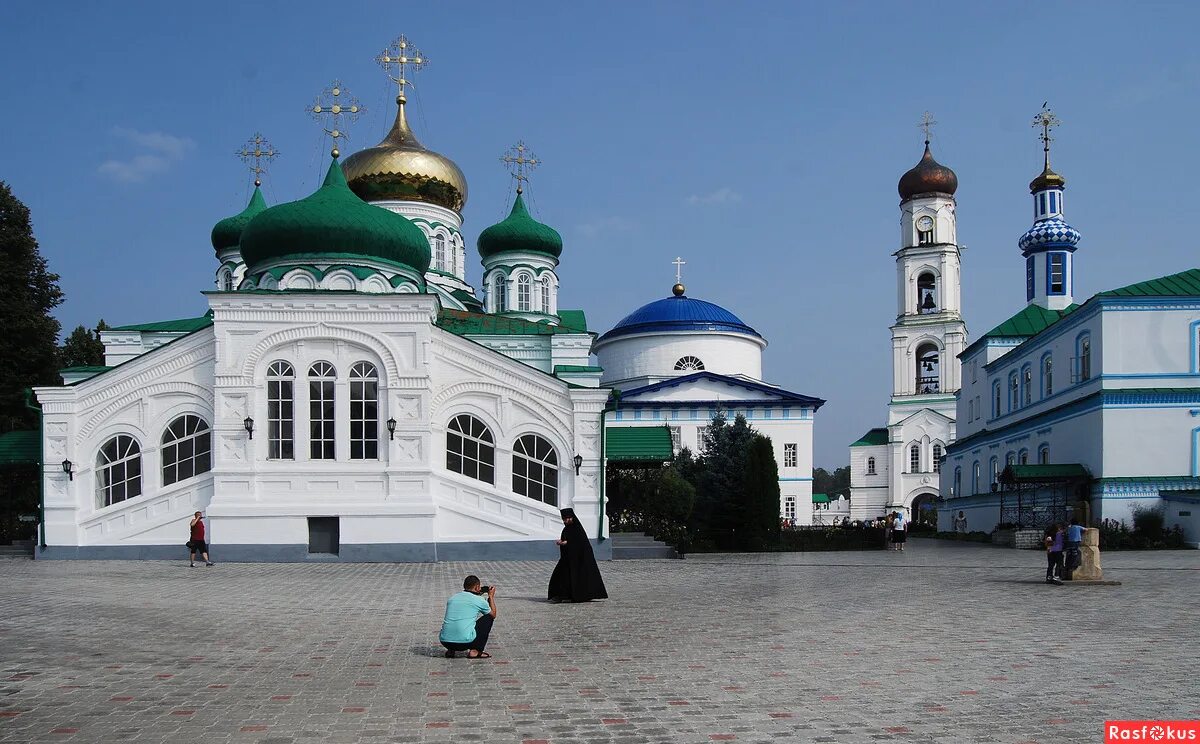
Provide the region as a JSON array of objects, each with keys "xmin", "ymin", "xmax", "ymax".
[
  {"xmin": 59, "ymin": 319, "xmax": 109, "ymax": 368},
  {"xmin": 0, "ymin": 181, "xmax": 62, "ymax": 430},
  {"xmin": 739, "ymin": 434, "xmax": 782, "ymax": 550}
]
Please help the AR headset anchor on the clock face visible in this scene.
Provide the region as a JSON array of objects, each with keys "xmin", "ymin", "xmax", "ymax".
[{"xmin": 917, "ymin": 216, "xmax": 934, "ymax": 231}]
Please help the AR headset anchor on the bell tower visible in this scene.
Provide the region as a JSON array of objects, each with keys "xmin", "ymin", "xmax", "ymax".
[{"xmin": 887, "ymin": 114, "xmax": 967, "ymax": 424}]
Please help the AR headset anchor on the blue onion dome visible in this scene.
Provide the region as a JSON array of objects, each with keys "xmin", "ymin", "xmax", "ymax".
[
  {"xmin": 898, "ymin": 143, "xmax": 958, "ymax": 200},
  {"xmin": 1019, "ymin": 217, "xmax": 1081, "ymax": 252},
  {"xmin": 477, "ymin": 191, "xmax": 563, "ymax": 260},
  {"xmin": 595, "ymin": 284, "xmax": 762, "ymax": 343},
  {"xmin": 240, "ymin": 158, "xmax": 431, "ymax": 274},
  {"xmin": 211, "ymin": 186, "xmax": 267, "ymax": 256}
]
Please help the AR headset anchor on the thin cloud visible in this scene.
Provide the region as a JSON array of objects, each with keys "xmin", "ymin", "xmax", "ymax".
[
  {"xmin": 577, "ymin": 216, "xmax": 636, "ymax": 239},
  {"xmin": 686, "ymin": 187, "xmax": 742, "ymax": 206},
  {"xmin": 98, "ymin": 127, "xmax": 196, "ymax": 183}
]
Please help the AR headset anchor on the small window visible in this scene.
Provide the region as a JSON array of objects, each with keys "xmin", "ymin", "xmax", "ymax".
[
  {"xmin": 161, "ymin": 415, "xmax": 212, "ymax": 486},
  {"xmin": 1006, "ymin": 452, "xmax": 1016, "ymax": 467},
  {"xmin": 866, "ymin": 457, "xmax": 876, "ymax": 475},
  {"xmin": 517, "ymin": 274, "xmax": 532, "ymax": 312},
  {"xmin": 267, "ymin": 361, "xmax": 295, "ymax": 460},
  {"xmin": 96, "ymin": 435, "xmax": 142, "ymax": 508},
  {"xmin": 953, "ymin": 467, "xmax": 962, "ymax": 497},
  {"xmin": 1038, "ymin": 445, "xmax": 1050, "ymax": 465},
  {"xmin": 1019, "ymin": 449, "xmax": 1029, "ymax": 465},
  {"xmin": 541, "ymin": 277, "xmax": 551, "ymax": 313},
  {"xmin": 1048, "ymin": 253, "xmax": 1066, "ymax": 295},
  {"xmin": 349, "ymin": 362, "xmax": 378, "ymax": 460},
  {"xmin": 1009, "ymin": 373, "xmax": 1019, "ymax": 411},
  {"xmin": 307, "ymin": 517, "xmax": 339, "ymax": 555},
  {"xmin": 992, "ymin": 382, "xmax": 1002, "ymax": 418},
  {"xmin": 917, "ymin": 273, "xmax": 937, "ymax": 313},
  {"xmin": 784, "ymin": 443, "xmax": 797, "ymax": 468},
  {"xmin": 1022, "ymin": 366, "xmax": 1033, "ymax": 406},
  {"xmin": 674, "ymin": 356, "xmax": 705, "ymax": 371},
  {"xmin": 1042, "ymin": 355, "xmax": 1054, "ymax": 397},
  {"xmin": 512, "ymin": 434, "xmax": 558, "ymax": 506},
  {"xmin": 990, "ymin": 457, "xmax": 999, "ymax": 486},
  {"xmin": 1079, "ymin": 336, "xmax": 1092, "ymax": 381},
  {"xmin": 433, "ymin": 234, "xmax": 446, "ymax": 271},
  {"xmin": 446, "ymin": 414, "xmax": 495, "ymax": 484},
  {"xmin": 972, "ymin": 462, "xmax": 980, "ymax": 494},
  {"xmin": 916, "ymin": 343, "xmax": 939, "ymax": 393},
  {"xmin": 909, "ymin": 444, "xmax": 921, "ymax": 473},
  {"xmin": 932, "ymin": 443, "xmax": 942, "ymax": 472},
  {"xmin": 668, "ymin": 426, "xmax": 681, "ymax": 453},
  {"xmin": 493, "ymin": 276, "xmax": 507, "ymax": 313},
  {"xmin": 1038, "ymin": 192, "xmax": 1047, "ymax": 217},
  {"xmin": 784, "ymin": 497, "xmax": 796, "ymax": 521},
  {"xmin": 309, "ymin": 362, "xmax": 336, "ymax": 460},
  {"xmin": 1049, "ymin": 191, "xmax": 1058, "ymax": 214},
  {"xmin": 222, "ymin": 272, "xmax": 234, "ymax": 292},
  {"xmin": 1026, "ymin": 256, "xmax": 1035, "ymax": 302}
]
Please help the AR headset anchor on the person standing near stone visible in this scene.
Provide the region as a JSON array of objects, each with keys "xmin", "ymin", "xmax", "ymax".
[
  {"xmin": 1063, "ymin": 517, "xmax": 1085, "ymax": 579},
  {"xmin": 548, "ymin": 508, "xmax": 608, "ymax": 602},
  {"xmin": 1044, "ymin": 523, "xmax": 1065, "ymax": 585},
  {"xmin": 953, "ymin": 511, "xmax": 968, "ymax": 534},
  {"xmin": 188, "ymin": 511, "xmax": 214, "ymax": 567}
]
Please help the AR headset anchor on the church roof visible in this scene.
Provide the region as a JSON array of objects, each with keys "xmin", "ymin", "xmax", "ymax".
[
  {"xmin": 211, "ymin": 187, "xmax": 267, "ymax": 255},
  {"xmin": 436, "ymin": 309, "xmax": 587, "ymax": 337},
  {"xmin": 111, "ymin": 314, "xmax": 214, "ymax": 333},
  {"xmin": 850, "ymin": 428, "xmax": 889, "ymax": 447},
  {"xmin": 616, "ymin": 371, "xmax": 826, "ymax": 410},
  {"xmin": 1097, "ymin": 267, "xmax": 1200, "ymax": 298},
  {"xmin": 595, "ymin": 293, "xmax": 761, "ymax": 344},
  {"xmin": 477, "ymin": 192, "xmax": 562, "ymax": 260}
]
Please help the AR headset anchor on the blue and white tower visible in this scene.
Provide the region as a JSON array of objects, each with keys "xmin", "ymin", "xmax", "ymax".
[{"xmin": 1019, "ymin": 106, "xmax": 1081, "ymax": 311}]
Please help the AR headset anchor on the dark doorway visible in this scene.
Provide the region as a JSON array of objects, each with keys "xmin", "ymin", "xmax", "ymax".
[
  {"xmin": 307, "ymin": 517, "xmax": 339, "ymax": 555},
  {"xmin": 911, "ymin": 493, "xmax": 938, "ymax": 528}
]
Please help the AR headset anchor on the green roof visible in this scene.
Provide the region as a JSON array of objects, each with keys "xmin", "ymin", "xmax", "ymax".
[
  {"xmin": 450, "ymin": 289, "xmax": 484, "ymax": 310},
  {"xmin": 812, "ymin": 493, "xmax": 830, "ymax": 504},
  {"xmin": 1004, "ymin": 464, "xmax": 1090, "ymax": 481},
  {"xmin": 111, "ymin": 315, "xmax": 214, "ymax": 333},
  {"xmin": 557, "ymin": 309, "xmax": 588, "ymax": 333},
  {"xmin": 436, "ymin": 310, "xmax": 580, "ymax": 336},
  {"xmin": 553, "ymin": 365, "xmax": 602, "ymax": 374},
  {"xmin": 59, "ymin": 366, "xmax": 112, "ymax": 373},
  {"xmin": 983, "ymin": 303, "xmax": 1080, "ymax": 339},
  {"xmin": 240, "ymin": 158, "xmax": 430, "ymax": 275},
  {"xmin": 850, "ymin": 428, "xmax": 888, "ymax": 447},
  {"xmin": 1097, "ymin": 267, "xmax": 1200, "ymax": 298},
  {"xmin": 477, "ymin": 192, "xmax": 563, "ymax": 260},
  {"xmin": 606, "ymin": 425, "xmax": 673, "ymax": 462},
  {"xmin": 211, "ymin": 186, "xmax": 267, "ymax": 254},
  {"xmin": 0, "ymin": 430, "xmax": 39, "ymax": 466}
]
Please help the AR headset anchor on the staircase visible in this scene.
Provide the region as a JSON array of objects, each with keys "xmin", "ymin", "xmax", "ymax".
[
  {"xmin": 0, "ymin": 540, "xmax": 34, "ymax": 559},
  {"xmin": 610, "ymin": 532, "xmax": 680, "ymax": 560}
]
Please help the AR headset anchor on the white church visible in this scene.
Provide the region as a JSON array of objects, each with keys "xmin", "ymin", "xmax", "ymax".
[{"xmin": 31, "ymin": 39, "xmax": 826, "ymax": 561}]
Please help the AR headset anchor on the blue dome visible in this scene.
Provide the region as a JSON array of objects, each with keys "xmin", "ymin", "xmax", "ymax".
[
  {"xmin": 596, "ymin": 293, "xmax": 762, "ymax": 343},
  {"xmin": 1019, "ymin": 216, "xmax": 1081, "ymax": 253}
]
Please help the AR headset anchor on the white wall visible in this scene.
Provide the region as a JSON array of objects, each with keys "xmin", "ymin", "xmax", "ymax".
[{"xmin": 595, "ymin": 331, "xmax": 764, "ymax": 386}]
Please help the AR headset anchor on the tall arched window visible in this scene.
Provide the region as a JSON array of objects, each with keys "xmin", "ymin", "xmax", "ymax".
[
  {"xmin": 1022, "ymin": 365, "xmax": 1033, "ymax": 406},
  {"xmin": 433, "ymin": 234, "xmax": 446, "ymax": 271},
  {"xmin": 953, "ymin": 467, "xmax": 962, "ymax": 497},
  {"xmin": 916, "ymin": 343, "xmax": 939, "ymax": 393},
  {"xmin": 972, "ymin": 462, "xmax": 980, "ymax": 494},
  {"xmin": 674, "ymin": 356, "xmax": 705, "ymax": 371},
  {"xmin": 541, "ymin": 277, "xmax": 552, "ymax": 313},
  {"xmin": 990, "ymin": 456, "xmax": 999, "ymax": 486},
  {"xmin": 161, "ymin": 415, "xmax": 211, "ymax": 486},
  {"xmin": 1009, "ymin": 372, "xmax": 1019, "ymax": 410},
  {"xmin": 932, "ymin": 443, "xmax": 942, "ymax": 472},
  {"xmin": 866, "ymin": 457, "xmax": 876, "ymax": 475},
  {"xmin": 512, "ymin": 434, "xmax": 558, "ymax": 505},
  {"xmin": 517, "ymin": 274, "xmax": 532, "ymax": 311},
  {"xmin": 917, "ymin": 272, "xmax": 937, "ymax": 313},
  {"xmin": 222, "ymin": 272, "xmax": 234, "ymax": 291},
  {"xmin": 309, "ymin": 362, "xmax": 336, "ymax": 460},
  {"xmin": 447, "ymin": 414, "xmax": 495, "ymax": 484},
  {"xmin": 909, "ymin": 444, "xmax": 921, "ymax": 473},
  {"xmin": 1019, "ymin": 449, "xmax": 1029, "ymax": 465},
  {"xmin": 493, "ymin": 275, "xmax": 506, "ymax": 313},
  {"xmin": 1077, "ymin": 334, "xmax": 1092, "ymax": 382},
  {"xmin": 350, "ymin": 362, "xmax": 379, "ymax": 460},
  {"xmin": 1006, "ymin": 452, "xmax": 1016, "ymax": 467},
  {"xmin": 992, "ymin": 381, "xmax": 1002, "ymax": 418},
  {"xmin": 1042, "ymin": 354, "xmax": 1054, "ymax": 397},
  {"xmin": 96, "ymin": 435, "xmax": 142, "ymax": 508},
  {"xmin": 1038, "ymin": 444, "xmax": 1050, "ymax": 464},
  {"xmin": 267, "ymin": 361, "xmax": 295, "ymax": 460}
]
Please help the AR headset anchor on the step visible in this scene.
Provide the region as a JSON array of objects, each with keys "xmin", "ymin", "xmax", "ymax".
[{"xmin": 612, "ymin": 545, "xmax": 679, "ymax": 560}]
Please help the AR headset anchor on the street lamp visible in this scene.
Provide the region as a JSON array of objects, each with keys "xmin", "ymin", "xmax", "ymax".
[
  {"xmin": 61, "ymin": 459, "xmax": 73, "ymax": 481},
  {"xmin": 243, "ymin": 417, "xmax": 254, "ymax": 440},
  {"xmin": 573, "ymin": 454, "xmax": 583, "ymax": 475},
  {"xmin": 386, "ymin": 418, "xmax": 397, "ymax": 440}
]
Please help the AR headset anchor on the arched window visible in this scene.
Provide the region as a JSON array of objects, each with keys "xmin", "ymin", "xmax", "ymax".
[
  {"xmin": 1077, "ymin": 334, "xmax": 1092, "ymax": 382},
  {"xmin": 493, "ymin": 275, "xmax": 507, "ymax": 313},
  {"xmin": 161, "ymin": 415, "xmax": 211, "ymax": 486},
  {"xmin": 1009, "ymin": 372, "xmax": 1019, "ymax": 411},
  {"xmin": 866, "ymin": 456, "xmax": 876, "ymax": 475},
  {"xmin": 433, "ymin": 234, "xmax": 446, "ymax": 271},
  {"xmin": 517, "ymin": 274, "xmax": 532, "ymax": 312},
  {"xmin": 512, "ymin": 434, "xmax": 558, "ymax": 505},
  {"xmin": 916, "ymin": 343, "xmax": 939, "ymax": 393},
  {"xmin": 1006, "ymin": 452, "xmax": 1016, "ymax": 467},
  {"xmin": 932, "ymin": 443, "xmax": 942, "ymax": 472},
  {"xmin": 541, "ymin": 277, "xmax": 552, "ymax": 313},
  {"xmin": 992, "ymin": 381, "xmax": 1002, "ymax": 418},
  {"xmin": 953, "ymin": 467, "xmax": 962, "ymax": 497},
  {"xmin": 1038, "ymin": 444, "xmax": 1050, "ymax": 464},
  {"xmin": 990, "ymin": 457, "xmax": 999, "ymax": 486},
  {"xmin": 1022, "ymin": 365, "xmax": 1033, "ymax": 406},
  {"xmin": 267, "ymin": 361, "xmax": 295, "ymax": 460},
  {"xmin": 909, "ymin": 444, "xmax": 921, "ymax": 473},
  {"xmin": 1042, "ymin": 354, "xmax": 1053, "ymax": 397},
  {"xmin": 309, "ymin": 362, "xmax": 336, "ymax": 460},
  {"xmin": 222, "ymin": 272, "xmax": 234, "ymax": 291},
  {"xmin": 917, "ymin": 272, "xmax": 937, "ymax": 313},
  {"xmin": 1019, "ymin": 449, "xmax": 1029, "ymax": 465},
  {"xmin": 972, "ymin": 462, "xmax": 980, "ymax": 494},
  {"xmin": 350, "ymin": 362, "xmax": 378, "ymax": 460},
  {"xmin": 447, "ymin": 414, "xmax": 494, "ymax": 484},
  {"xmin": 96, "ymin": 435, "xmax": 142, "ymax": 508},
  {"xmin": 674, "ymin": 356, "xmax": 705, "ymax": 371}
]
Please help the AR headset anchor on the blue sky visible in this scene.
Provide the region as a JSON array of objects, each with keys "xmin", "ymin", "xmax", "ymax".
[{"xmin": 3, "ymin": 1, "xmax": 1199, "ymax": 467}]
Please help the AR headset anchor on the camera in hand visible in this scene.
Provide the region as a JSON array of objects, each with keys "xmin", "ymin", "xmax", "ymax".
[{"xmin": 476, "ymin": 586, "xmax": 491, "ymax": 595}]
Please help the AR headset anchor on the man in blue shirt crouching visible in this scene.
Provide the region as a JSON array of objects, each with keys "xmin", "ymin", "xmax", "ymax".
[{"xmin": 440, "ymin": 575, "xmax": 498, "ymax": 659}]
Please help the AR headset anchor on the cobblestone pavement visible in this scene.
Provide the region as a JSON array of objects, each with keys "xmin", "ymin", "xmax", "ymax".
[{"xmin": 1, "ymin": 539, "xmax": 1197, "ymax": 744}]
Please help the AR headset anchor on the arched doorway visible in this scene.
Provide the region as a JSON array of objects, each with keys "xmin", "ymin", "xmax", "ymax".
[{"xmin": 910, "ymin": 492, "xmax": 938, "ymax": 529}]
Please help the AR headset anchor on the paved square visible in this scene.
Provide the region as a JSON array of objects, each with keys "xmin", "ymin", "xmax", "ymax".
[{"xmin": 2, "ymin": 540, "xmax": 1198, "ymax": 743}]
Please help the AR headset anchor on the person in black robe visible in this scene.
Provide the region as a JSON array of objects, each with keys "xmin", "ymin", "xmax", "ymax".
[{"xmin": 547, "ymin": 508, "xmax": 608, "ymax": 602}]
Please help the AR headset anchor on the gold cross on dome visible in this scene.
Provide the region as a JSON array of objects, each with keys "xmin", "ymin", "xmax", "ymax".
[
  {"xmin": 919, "ymin": 111, "xmax": 937, "ymax": 144},
  {"xmin": 673, "ymin": 256, "xmax": 686, "ymax": 284},
  {"xmin": 501, "ymin": 141, "xmax": 540, "ymax": 193},
  {"xmin": 235, "ymin": 133, "xmax": 278, "ymax": 187},
  {"xmin": 375, "ymin": 35, "xmax": 427, "ymax": 98},
  {"xmin": 308, "ymin": 80, "xmax": 364, "ymax": 158},
  {"xmin": 1033, "ymin": 102, "xmax": 1061, "ymax": 163}
]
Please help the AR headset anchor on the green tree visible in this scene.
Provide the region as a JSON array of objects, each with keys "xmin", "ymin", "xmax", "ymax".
[
  {"xmin": 813, "ymin": 465, "xmax": 851, "ymax": 499},
  {"xmin": 58, "ymin": 319, "xmax": 109, "ymax": 368},
  {"xmin": 738, "ymin": 434, "xmax": 782, "ymax": 550},
  {"xmin": 688, "ymin": 412, "xmax": 757, "ymax": 545},
  {"xmin": 0, "ymin": 182, "xmax": 62, "ymax": 430}
]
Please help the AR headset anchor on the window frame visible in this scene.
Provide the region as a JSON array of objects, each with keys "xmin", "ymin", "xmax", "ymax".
[
  {"xmin": 267, "ymin": 360, "xmax": 295, "ymax": 460},
  {"xmin": 516, "ymin": 273, "xmax": 532, "ymax": 312},
  {"xmin": 161, "ymin": 415, "xmax": 212, "ymax": 487},
  {"xmin": 1041, "ymin": 353, "xmax": 1053, "ymax": 398},
  {"xmin": 446, "ymin": 414, "xmax": 496, "ymax": 484},
  {"xmin": 909, "ymin": 444, "xmax": 921, "ymax": 473},
  {"xmin": 512, "ymin": 433, "xmax": 559, "ymax": 506},
  {"xmin": 932, "ymin": 443, "xmax": 942, "ymax": 472},
  {"xmin": 308, "ymin": 361, "xmax": 337, "ymax": 460},
  {"xmin": 493, "ymin": 275, "xmax": 507, "ymax": 313},
  {"xmin": 674, "ymin": 356, "xmax": 705, "ymax": 372},
  {"xmin": 1047, "ymin": 252, "xmax": 1067, "ymax": 295},
  {"xmin": 783, "ymin": 443, "xmax": 798, "ymax": 468},
  {"xmin": 866, "ymin": 456, "xmax": 876, "ymax": 475},
  {"xmin": 349, "ymin": 362, "xmax": 379, "ymax": 461},
  {"xmin": 96, "ymin": 434, "xmax": 142, "ymax": 509}
]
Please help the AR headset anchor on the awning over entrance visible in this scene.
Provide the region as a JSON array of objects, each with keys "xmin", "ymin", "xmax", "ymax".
[
  {"xmin": 1002, "ymin": 464, "xmax": 1090, "ymax": 484},
  {"xmin": 606, "ymin": 425, "xmax": 673, "ymax": 464},
  {"xmin": 0, "ymin": 430, "xmax": 39, "ymax": 467},
  {"xmin": 812, "ymin": 493, "xmax": 830, "ymax": 504}
]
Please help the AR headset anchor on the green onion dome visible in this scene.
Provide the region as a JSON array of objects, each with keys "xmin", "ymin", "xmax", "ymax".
[
  {"xmin": 477, "ymin": 192, "xmax": 563, "ymax": 260},
  {"xmin": 240, "ymin": 158, "xmax": 431, "ymax": 275},
  {"xmin": 211, "ymin": 186, "xmax": 267, "ymax": 256}
]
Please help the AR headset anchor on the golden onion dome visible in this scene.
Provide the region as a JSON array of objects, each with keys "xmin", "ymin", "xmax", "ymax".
[{"xmin": 341, "ymin": 95, "xmax": 468, "ymax": 213}]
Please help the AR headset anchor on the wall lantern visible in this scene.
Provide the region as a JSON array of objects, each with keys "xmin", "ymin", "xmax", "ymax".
[
  {"xmin": 573, "ymin": 454, "xmax": 584, "ymax": 476},
  {"xmin": 61, "ymin": 459, "xmax": 74, "ymax": 481},
  {"xmin": 386, "ymin": 418, "xmax": 397, "ymax": 440},
  {"xmin": 243, "ymin": 416, "xmax": 254, "ymax": 439}
]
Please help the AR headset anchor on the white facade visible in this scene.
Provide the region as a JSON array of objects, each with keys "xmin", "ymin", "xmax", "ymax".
[{"xmin": 593, "ymin": 331, "xmax": 765, "ymax": 389}]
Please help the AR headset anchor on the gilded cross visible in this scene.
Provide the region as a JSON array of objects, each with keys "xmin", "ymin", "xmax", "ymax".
[
  {"xmin": 919, "ymin": 111, "xmax": 937, "ymax": 145},
  {"xmin": 235, "ymin": 133, "xmax": 278, "ymax": 187},
  {"xmin": 1033, "ymin": 102, "xmax": 1061, "ymax": 167},
  {"xmin": 375, "ymin": 35, "xmax": 427, "ymax": 99},
  {"xmin": 501, "ymin": 141, "xmax": 540, "ymax": 194},
  {"xmin": 673, "ymin": 257, "xmax": 686, "ymax": 284},
  {"xmin": 308, "ymin": 80, "xmax": 364, "ymax": 158}
]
